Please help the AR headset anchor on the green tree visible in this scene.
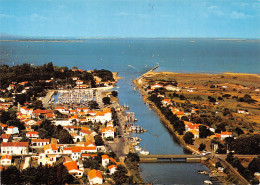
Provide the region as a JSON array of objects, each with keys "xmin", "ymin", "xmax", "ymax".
[
  {"xmin": 183, "ymin": 132, "xmax": 194, "ymax": 144},
  {"xmin": 94, "ymin": 135, "xmax": 104, "ymax": 146},
  {"xmin": 126, "ymin": 152, "xmax": 140, "ymax": 162},
  {"xmin": 199, "ymin": 125, "xmax": 211, "ymax": 138},
  {"xmin": 88, "ymin": 100, "xmax": 99, "ymax": 109},
  {"xmin": 15, "ymin": 94, "xmax": 27, "ymax": 105},
  {"xmin": 102, "ymin": 97, "xmax": 111, "ymax": 105},
  {"xmin": 199, "ymin": 143, "xmax": 206, "ymax": 151},
  {"xmin": 31, "ymin": 100, "xmax": 43, "ymax": 110},
  {"xmin": 59, "ymin": 129, "xmax": 74, "ymax": 144},
  {"xmin": 112, "ymin": 165, "xmax": 128, "ymax": 185},
  {"xmin": 231, "ymin": 135, "xmax": 260, "ymax": 154},
  {"xmin": 111, "ymin": 91, "xmax": 118, "ymax": 97},
  {"xmin": 248, "ymin": 157, "xmax": 260, "ymax": 174},
  {"xmin": 1, "ymin": 166, "xmax": 21, "ymax": 184}
]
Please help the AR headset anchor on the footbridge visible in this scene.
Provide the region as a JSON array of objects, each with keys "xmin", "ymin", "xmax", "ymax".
[{"xmin": 139, "ymin": 154, "xmax": 201, "ymax": 163}]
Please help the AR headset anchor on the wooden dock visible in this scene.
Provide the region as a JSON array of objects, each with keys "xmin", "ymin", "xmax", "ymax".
[{"xmin": 139, "ymin": 154, "xmax": 201, "ymax": 163}]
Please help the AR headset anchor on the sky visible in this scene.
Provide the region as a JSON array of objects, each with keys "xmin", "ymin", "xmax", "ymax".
[{"xmin": 0, "ymin": 0, "xmax": 260, "ymax": 38}]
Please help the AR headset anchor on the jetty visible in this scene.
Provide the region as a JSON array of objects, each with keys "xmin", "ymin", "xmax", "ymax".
[
  {"xmin": 139, "ymin": 154, "xmax": 201, "ymax": 163},
  {"xmin": 136, "ymin": 64, "xmax": 159, "ymax": 80}
]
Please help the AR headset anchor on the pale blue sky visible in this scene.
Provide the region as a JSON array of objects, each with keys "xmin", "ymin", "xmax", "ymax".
[{"xmin": 0, "ymin": 0, "xmax": 260, "ymax": 38}]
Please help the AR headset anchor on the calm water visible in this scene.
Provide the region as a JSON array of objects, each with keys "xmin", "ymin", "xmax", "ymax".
[{"xmin": 1, "ymin": 39, "xmax": 259, "ymax": 184}]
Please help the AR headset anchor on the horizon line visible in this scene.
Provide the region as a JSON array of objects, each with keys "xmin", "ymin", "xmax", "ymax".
[
  {"xmin": 0, "ymin": 36, "xmax": 259, "ymax": 41},
  {"xmin": 0, "ymin": 34, "xmax": 260, "ymax": 40}
]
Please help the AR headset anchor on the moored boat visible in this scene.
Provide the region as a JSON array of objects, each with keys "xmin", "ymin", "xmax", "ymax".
[{"xmin": 140, "ymin": 150, "xmax": 150, "ymax": 155}]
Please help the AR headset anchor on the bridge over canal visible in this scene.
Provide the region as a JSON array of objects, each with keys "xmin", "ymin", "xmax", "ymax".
[{"xmin": 139, "ymin": 154, "xmax": 202, "ymax": 163}]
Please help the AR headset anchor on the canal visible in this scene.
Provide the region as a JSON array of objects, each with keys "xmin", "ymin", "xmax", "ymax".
[{"xmin": 116, "ymin": 71, "xmax": 210, "ymax": 184}]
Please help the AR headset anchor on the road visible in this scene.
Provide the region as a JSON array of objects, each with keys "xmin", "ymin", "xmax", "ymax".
[
  {"xmin": 106, "ymin": 101, "xmax": 131, "ymax": 157},
  {"xmin": 216, "ymin": 157, "xmax": 249, "ymax": 185},
  {"xmin": 42, "ymin": 90, "xmax": 55, "ymax": 108}
]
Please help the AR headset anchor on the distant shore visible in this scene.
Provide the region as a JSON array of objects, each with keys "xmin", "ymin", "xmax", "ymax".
[{"xmin": 0, "ymin": 40, "xmax": 82, "ymax": 43}]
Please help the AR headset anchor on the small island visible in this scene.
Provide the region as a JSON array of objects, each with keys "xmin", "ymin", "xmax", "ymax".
[{"xmin": 133, "ymin": 70, "xmax": 260, "ymax": 185}]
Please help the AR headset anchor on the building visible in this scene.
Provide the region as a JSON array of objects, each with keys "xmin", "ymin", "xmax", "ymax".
[
  {"xmin": 44, "ymin": 144, "xmax": 61, "ymax": 154},
  {"xmin": 63, "ymin": 161, "xmax": 84, "ymax": 178},
  {"xmin": 1, "ymin": 142, "xmax": 28, "ymax": 155},
  {"xmin": 26, "ymin": 131, "xmax": 39, "ymax": 138},
  {"xmin": 215, "ymin": 132, "xmax": 233, "ymax": 140},
  {"xmin": 101, "ymin": 126, "xmax": 115, "ymax": 139},
  {"xmin": 31, "ymin": 139, "xmax": 50, "ymax": 146},
  {"xmin": 88, "ymin": 169, "xmax": 103, "ymax": 184},
  {"xmin": 102, "ymin": 155, "xmax": 110, "ymax": 167},
  {"xmin": 38, "ymin": 153, "xmax": 56, "ymax": 166},
  {"xmin": 1, "ymin": 134, "xmax": 11, "ymax": 142},
  {"xmin": 151, "ymin": 84, "xmax": 163, "ymax": 89},
  {"xmin": 108, "ymin": 165, "xmax": 117, "ymax": 174},
  {"xmin": 1, "ymin": 155, "xmax": 12, "ymax": 166},
  {"xmin": 6, "ymin": 126, "xmax": 19, "ymax": 135}
]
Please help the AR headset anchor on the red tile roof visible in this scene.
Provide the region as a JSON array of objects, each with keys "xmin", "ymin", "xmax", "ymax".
[
  {"xmin": 1, "ymin": 134, "xmax": 11, "ymax": 139},
  {"xmin": 1, "ymin": 142, "xmax": 28, "ymax": 147},
  {"xmin": 88, "ymin": 169, "xmax": 103, "ymax": 180},
  {"xmin": 31, "ymin": 139, "xmax": 49, "ymax": 143},
  {"xmin": 1, "ymin": 155, "xmax": 12, "ymax": 160}
]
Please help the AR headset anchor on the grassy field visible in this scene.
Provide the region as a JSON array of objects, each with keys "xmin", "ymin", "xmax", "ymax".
[{"xmin": 144, "ymin": 71, "xmax": 260, "ymax": 133}]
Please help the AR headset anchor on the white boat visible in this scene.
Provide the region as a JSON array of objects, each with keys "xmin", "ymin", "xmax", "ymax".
[
  {"xmin": 135, "ymin": 146, "xmax": 142, "ymax": 151},
  {"xmin": 140, "ymin": 150, "xmax": 150, "ymax": 155},
  {"xmin": 204, "ymin": 180, "xmax": 212, "ymax": 184}
]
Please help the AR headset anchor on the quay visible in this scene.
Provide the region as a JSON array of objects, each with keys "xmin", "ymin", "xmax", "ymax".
[{"xmin": 139, "ymin": 154, "xmax": 201, "ymax": 163}]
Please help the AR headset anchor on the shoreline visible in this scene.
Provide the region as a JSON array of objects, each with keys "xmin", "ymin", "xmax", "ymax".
[{"xmin": 145, "ymin": 71, "xmax": 260, "ymax": 77}]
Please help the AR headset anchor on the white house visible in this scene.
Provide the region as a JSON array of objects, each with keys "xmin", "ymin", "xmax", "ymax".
[
  {"xmin": 26, "ymin": 131, "xmax": 39, "ymax": 138},
  {"xmin": 20, "ymin": 107, "xmax": 33, "ymax": 115},
  {"xmin": 76, "ymin": 80, "xmax": 84, "ymax": 85},
  {"xmin": 220, "ymin": 132, "xmax": 232, "ymax": 140},
  {"xmin": 1, "ymin": 134, "xmax": 11, "ymax": 142},
  {"xmin": 1, "ymin": 142, "xmax": 28, "ymax": 155},
  {"xmin": 6, "ymin": 126, "xmax": 19, "ymax": 135},
  {"xmin": 1, "ymin": 155, "xmax": 12, "ymax": 166},
  {"xmin": 44, "ymin": 144, "xmax": 61, "ymax": 154},
  {"xmin": 165, "ymin": 85, "xmax": 181, "ymax": 92},
  {"xmin": 63, "ymin": 147, "xmax": 73, "ymax": 154},
  {"xmin": 102, "ymin": 155, "xmax": 110, "ymax": 167},
  {"xmin": 31, "ymin": 139, "xmax": 50, "ymax": 147},
  {"xmin": 101, "ymin": 126, "xmax": 115, "ymax": 139},
  {"xmin": 72, "ymin": 134, "xmax": 84, "ymax": 143},
  {"xmin": 108, "ymin": 165, "xmax": 117, "ymax": 174},
  {"xmin": 38, "ymin": 153, "xmax": 56, "ymax": 166},
  {"xmin": 79, "ymin": 129, "xmax": 97, "ymax": 137},
  {"xmin": 64, "ymin": 161, "xmax": 84, "ymax": 178},
  {"xmin": 71, "ymin": 147, "xmax": 82, "ymax": 161},
  {"xmin": 151, "ymin": 84, "xmax": 163, "ymax": 89},
  {"xmin": 88, "ymin": 169, "xmax": 103, "ymax": 184},
  {"xmin": 237, "ymin": 110, "xmax": 249, "ymax": 114},
  {"xmin": 54, "ymin": 107, "xmax": 70, "ymax": 114},
  {"xmin": 72, "ymin": 77, "xmax": 79, "ymax": 81},
  {"xmin": 53, "ymin": 120, "xmax": 72, "ymax": 126}
]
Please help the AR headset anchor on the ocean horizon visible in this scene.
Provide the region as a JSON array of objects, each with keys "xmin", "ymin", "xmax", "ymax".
[{"xmin": 1, "ymin": 38, "xmax": 259, "ymax": 75}]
